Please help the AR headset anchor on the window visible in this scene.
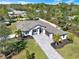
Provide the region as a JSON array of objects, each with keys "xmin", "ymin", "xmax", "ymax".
[
  {"xmin": 33, "ymin": 29, "xmax": 37, "ymax": 32},
  {"xmin": 63, "ymin": 34, "xmax": 65, "ymax": 38}
]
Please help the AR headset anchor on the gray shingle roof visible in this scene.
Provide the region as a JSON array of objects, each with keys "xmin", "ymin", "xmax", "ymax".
[{"xmin": 16, "ymin": 20, "xmax": 67, "ymax": 35}]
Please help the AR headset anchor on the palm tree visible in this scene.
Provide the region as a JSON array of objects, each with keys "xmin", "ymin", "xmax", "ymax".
[
  {"xmin": 15, "ymin": 29, "xmax": 22, "ymax": 39},
  {"xmin": 67, "ymin": 33, "xmax": 75, "ymax": 42},
  {"xmin": 72, "ymin": 16, "xmax": 79, "ymax": 27},
  {"xmin": 26, "ymin": 50, "xmax": 30, "ymax": 59},
  {"xmin": 53, "ymin": 34, "xmax": 61, "ymax": 45},
  {"xmin": 26, "ymin": 49, "xmax": 35, "ymax": 59}
]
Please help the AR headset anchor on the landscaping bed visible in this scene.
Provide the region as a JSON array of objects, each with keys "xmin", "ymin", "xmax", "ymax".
[{"xmin": 51, "ymin": 39, "xmax": 73, "ymax": 49}]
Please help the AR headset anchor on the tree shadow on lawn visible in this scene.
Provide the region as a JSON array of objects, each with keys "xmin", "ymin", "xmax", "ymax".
[{"xmin": 51, "ymin": 39, "xmax": 73, "ymax": 49}]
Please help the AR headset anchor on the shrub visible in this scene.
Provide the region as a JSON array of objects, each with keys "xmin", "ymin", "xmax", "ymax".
[
  {"xmin": 67, "ymin": 33, "xmax": 75, "ymax": 41},
  {"xmin": 53, "ymin": 34, "xmax": 60, "ymax": 42}
]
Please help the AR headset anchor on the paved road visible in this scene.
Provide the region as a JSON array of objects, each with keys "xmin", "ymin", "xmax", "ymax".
[{"xmin": 33, "ymin": 34, "xmax": 63, "ymax": 59}]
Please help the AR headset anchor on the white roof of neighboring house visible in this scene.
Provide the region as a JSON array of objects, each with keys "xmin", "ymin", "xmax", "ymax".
[
  {"xmin": 7, "ymin": 34, "xmax": 16, "ymax": 39},
  {"xmin": 35, "ymin": 10, "xmax": 47, "ymax": 13},
  {"xmin": 68, "ymin": 16, "xmax": 76, "ymax": 20},
  {"xmin": 13, "ymin": 10, "xmax": 25, "ymax": 14},
  {"xmin": 43, "ymin": 10, "xmax": 47, "ymax": 13},
  {"xmin": 8, "ymin": 12, "xmax": 13, "ymax": 15},
  {"xmin": 8, "ymin": 8, "xmax": 26, "ymax": 15},
  {"xmin": 35, "ymin": 10, "xmax": 40, "ymax": 12}
]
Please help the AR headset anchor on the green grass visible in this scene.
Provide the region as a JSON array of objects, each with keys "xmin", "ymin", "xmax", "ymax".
[
  {"xmin": 8, "ymin": 22, "xmax": 17, "ymax": 33},
  {"xmin": 12, "ymin": 39, "xmax": 47, "ymax": 59},
  {"xmin": 26, "ymin": 39, "xmax": 47, "ymax": 59},
  {"xmin": 56, "ymin": 36, "xmax": 79, "ymax": 59}
]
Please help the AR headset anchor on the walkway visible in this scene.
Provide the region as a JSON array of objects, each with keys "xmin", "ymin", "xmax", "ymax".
[{"xmin": 33, "ymin": 34, "xmax": 63, "ymax": 59}]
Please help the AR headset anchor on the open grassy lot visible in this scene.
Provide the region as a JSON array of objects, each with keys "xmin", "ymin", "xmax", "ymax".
[
  {"xmin": 12, "ymin": 39, "xmax": 47, "ymax": 59},
  {"xmin": 56, "ymin": 36, "xmax": 79, "ymax": 59}
]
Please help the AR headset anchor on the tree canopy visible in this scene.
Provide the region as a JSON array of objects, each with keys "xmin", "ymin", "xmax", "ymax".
[{"xmin": 0, "ymin": 25, "xmax": 11, "ymax": 37}]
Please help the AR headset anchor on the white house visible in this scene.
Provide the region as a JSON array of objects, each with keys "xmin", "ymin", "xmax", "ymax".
[
  {"xmin": 35, "ymin": 10, "xmax": 47, "ymax": 13},
  {"xmin": 16, "ymin": 18, "xmax": 67, "ymax": 41},
  {"xmin": 8, "ymin": 8, "xmax": 26, "ymax": 18}
]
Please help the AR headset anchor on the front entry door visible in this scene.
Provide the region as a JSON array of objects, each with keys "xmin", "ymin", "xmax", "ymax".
[
  {"xmin": 39, "ymin": 28, "xmax": 42, "ymax": 33},
  {"xmin": 32, "ymin": 27, "xmax": 44, "ymax": 35},
  {"xmin": 32, "ymin": 29, "xmax": 38, "ymax": 35}
]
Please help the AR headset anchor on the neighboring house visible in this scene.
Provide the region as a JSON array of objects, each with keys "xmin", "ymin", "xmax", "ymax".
[
  {"xmin": 35, "ymin": 10, "xmax": 40, "ymax": 13},
  {"xmin": 16, "ymin": 18, "xmax": 67, "ymax": 41},
  {"xmin": 0, "ymin": 21, "xmax": 10, "ymax": 26},
  {"xmin": 35, "ymin": 10, "xmax": 47, "ymax": 13},
  {"xmin": 3, "ymin": 19, "xmax": 11, "ymax": 25},
  {"xmin": 68, "ymin": 16, "xmax": 76, "ymax": 20},
  {"xmin": 8, "ymin": 8, "xmax": 26, "ymax": 18}
]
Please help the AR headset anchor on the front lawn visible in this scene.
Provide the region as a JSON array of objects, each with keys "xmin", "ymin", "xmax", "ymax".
[
  {"xmin": 56, "ymin": 36, "xmax": 79, "ymax": 59},
  {"xmin": 12, "ymin": 39, "xmax": 47, "ymax": 59}
]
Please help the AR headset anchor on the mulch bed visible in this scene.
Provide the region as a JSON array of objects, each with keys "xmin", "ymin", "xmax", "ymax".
[
  {"xmin": 22, "ymin": 35, "xmax": 33, "ymax": 40},
  {"xmin": 51, "ymin": 39, "xmax": 73, "ymax": 49}
]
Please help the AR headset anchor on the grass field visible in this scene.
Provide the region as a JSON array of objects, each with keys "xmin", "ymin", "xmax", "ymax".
[
  {"xmin": 12, "ymin": 39, "xmax": 47, "ymax": 59},
  {"xmin": 56, "ymin": 36, "xmax": 79, "ymax": 59}
]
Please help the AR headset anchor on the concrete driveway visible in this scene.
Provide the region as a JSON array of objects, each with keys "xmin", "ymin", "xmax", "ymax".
[{"xmin": 33, "ymin": 34, "xmax": 63, "ymax": 59}]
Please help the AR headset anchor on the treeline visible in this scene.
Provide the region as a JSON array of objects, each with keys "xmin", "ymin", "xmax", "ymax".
[
  {"xmin": 1, "ymin": 3, "xmax": 79, "ymax": 33},
  {"xmin": 0, "ymin": 3, "xmax": 79, "ymax": 14},
  {"xmin": 0, "ymin": 3, "xmax": 79, "ymax": 19}
]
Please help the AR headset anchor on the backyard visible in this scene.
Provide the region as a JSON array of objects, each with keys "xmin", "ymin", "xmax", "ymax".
[{"xmin": 56, "ymin": 35, "xmax": 79, "ymax": 59}]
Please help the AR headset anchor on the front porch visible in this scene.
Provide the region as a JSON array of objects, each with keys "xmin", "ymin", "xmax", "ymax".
[{"xmin": 31, "ymin": 26, "xmax": 53, "ymax": 40}]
